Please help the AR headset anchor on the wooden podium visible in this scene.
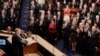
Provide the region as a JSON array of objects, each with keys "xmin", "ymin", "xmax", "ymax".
[{"xmin": 23, "ymin": 43, "xmax": 38, "ymax": 55}]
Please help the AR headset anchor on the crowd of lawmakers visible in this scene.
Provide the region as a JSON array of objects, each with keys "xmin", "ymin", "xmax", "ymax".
[{"xmin": 0, "ymin": 0, "xmax": 100, "ymax": 56}]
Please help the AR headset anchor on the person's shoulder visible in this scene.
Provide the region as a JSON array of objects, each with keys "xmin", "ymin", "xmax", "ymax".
[{"xmin": 12, "ymin": 34, "xmax": 17, "ymax": 37}]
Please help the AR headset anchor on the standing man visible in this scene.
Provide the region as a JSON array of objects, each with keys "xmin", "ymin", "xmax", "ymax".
[
  {"xmin": 88, "ymin": 26, "xmax": 98, "ymax": 56},
  {"xmin": 12, "ymin": 28, "xmax": 27, "ymax": 56},
  {"xmin": 0, "ymin": 9, "xmax": 9, "ymax": 30}
]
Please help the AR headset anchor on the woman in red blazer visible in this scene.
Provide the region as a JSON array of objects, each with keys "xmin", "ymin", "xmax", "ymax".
[{"xmin": 48, "ymin": 19, "xmax": 57, "ymax": 45}]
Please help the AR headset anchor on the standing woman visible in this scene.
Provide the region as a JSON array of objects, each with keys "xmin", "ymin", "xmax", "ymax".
[
  {"xmin": 48, "ymin": 19, "xmax": 57, "ymax": 45},
  {"xmin": 69, "ymin": 17, "xmax": 78, "ymax": 52}
]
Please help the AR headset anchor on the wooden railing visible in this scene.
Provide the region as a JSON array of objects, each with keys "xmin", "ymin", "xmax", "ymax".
[{"xmin": 33, "ymin": 35, "xmax": 67, "ymax": 56}]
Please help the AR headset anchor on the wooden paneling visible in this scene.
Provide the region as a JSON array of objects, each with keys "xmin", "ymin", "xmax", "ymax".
[{"xmin": 23, "ymin": 43, "xmax": 38, "ymax": 55}]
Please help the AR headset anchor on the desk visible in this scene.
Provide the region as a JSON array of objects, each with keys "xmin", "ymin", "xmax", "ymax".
[
  {"xmin": 23, "ymin": 37, "xmax": 38, "ymax": 55},
  {"xmin": 23, "ymin": 43, "xmax": 38, "ymax": 55}
]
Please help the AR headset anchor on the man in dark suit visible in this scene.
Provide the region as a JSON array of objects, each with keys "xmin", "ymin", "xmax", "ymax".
[
  {"xmin": 8, "ymin": 8, "xmax": 16, "ymax": 30},
  {"xmin": 56, "ymin": 11, "xmax": 63, "ymax": 40},
  {"xmin": 12, "ymin": 28, "xmax": 27, "ymax": 56},
  {"xmin": 38, "ymin": 14, "xmax": 48, "ymax": 38},
  {"xmin": 56, "ymin": 1, "xmax": 62, "ymax": 12},
  {"xmin": 0, "ymin": 9, "xmax": 9, "ymax": 30},
  {"xmin": 87, "ymin": 26, "xmax": 98, "ymax": 56},
  {"xmin": 61, "ymin": 19, "xmax": 71, "ymax": 50}
]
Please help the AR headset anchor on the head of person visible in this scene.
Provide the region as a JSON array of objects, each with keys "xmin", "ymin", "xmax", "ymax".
[
  {"xmin": 51, "ymin": 19, "xmax": 55, "ymax": 23},
  {"xmin": 10, "ymin": 7, "xmax": 14, "ymax": 12},
  {"xmin": 76, "ymin": 12, "xmax": 80, "ymax": 17},
  {"xmin": 80, "ymin": 0, "xmax": 83, "ymax": 2},
  {"xmin": 48, "ymin": 3, "xmax": 51, "ymax": 7},
  {"xmin": 30, "ymin": 10, "xmax": 34, "ymax": 15},
  {"xmin": 47, "ymin": 10, "xmax": 51, "ymax": 15},
  {"xmin": 87, "ymin": 12, "xmax": 91, "ymax": 17},
  {"xmin": 53, "ymin": 14, "xmax": 57, "ymax": 20},
  {"xmin": 91, "ymin": 3, "xmax": 95, "ymax": 8},
  {"xmin": 1, "ymin": 9, "xmax": 5, "ymax": 14},
  {"xmin": 92, "ymin": 26, "xmax": 97, "ymax": 32},
  {"xmin": 87, "ymin": 19, "xmax": 92, "ymax": 25},
  {"xmin": 12, "ymin": 0, "xmax": 17, "ymax": 5},
  {"xmin": 66, "ymin": 4, "xmax": 69, "ymax": 8},
  {"xmin": 30, "ymin": 16, "xmax": 34, "ymax": 21},
  {"xmin": 57, "ymin": 11, "xmax": 61, "ymax": 16},
  {"xmin": 83, "ymin": 3, "xmax": 88, "ymax": 9},
  {"xmin": 6, "ymin": 26, "xmax": 12, "ymax": 32},
  {"xmin": 95, "ymin": 15, "xmax": 100, "ymax": 22},
  {"xmin": 81, "ymin": 19, "xmax": 86, "ymax": 24},
  {"xmin": 85, "ymin": 22, "xmax": 90, "ymax": 28},
  {"xmin": 56, "ymin": 1, "xmax": 60, "ymax": 6},
  {"xmin": 76, "ymin": 27, "xmax": 80, "ymax": 33},
  {"xmin": 31, "ymin": 0, "xmax": 35, "ymax": 5},
  {"xmin": 27, "ymin": 31, "xmax": 32, "ymax": 37},
  {"xmin": 3, "ymin": 2, "xmax": 7, "ymax": 7},
  {"xmin": 15, "ymin": 28, "xmax": 22, "ymax": 35},
  {"xmin": 79, "ymin": 22, "xmax": 84, "ymax": 28},
  {"xmin": 72, "ymin": 0, "xmax": 76, "ymax": 4}
]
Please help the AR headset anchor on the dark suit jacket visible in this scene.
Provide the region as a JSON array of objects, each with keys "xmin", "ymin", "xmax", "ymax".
[
  {"xmin": 8, "ymin": 11, "xmax": 16, "ymax": 29},
  {"xmin": 87, "ymin": 32, "xmax": 97, "ymax": 56},
  {"xmin": 12, "ymin": 34, "xmax": 26, "ymax": 56},
  {"xmin": 37, "ymin": 18, "xmax": 48, "ymax": 37},
  {"xmin": 0, "ymin": 15, "xmax": 9, "ymax": 30}
]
